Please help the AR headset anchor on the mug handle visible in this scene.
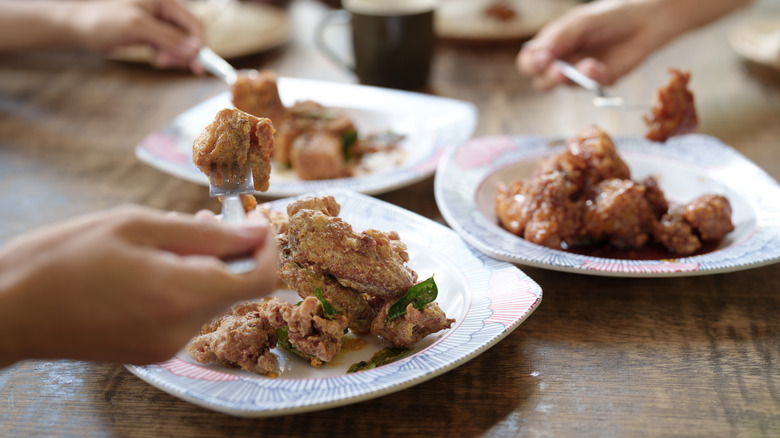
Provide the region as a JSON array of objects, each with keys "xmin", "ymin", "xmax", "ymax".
[{"xmin": 314, "ymin": 9, "xmax": 355, "ymax": 73}]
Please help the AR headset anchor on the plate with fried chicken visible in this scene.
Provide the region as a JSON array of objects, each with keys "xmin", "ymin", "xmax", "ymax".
[
  {"xmin": 434, "ymin": 127, "xmax": 780, "ymax": 277},
  {"xmin": 125, "ymin": 190, "xmax": 542, "ymax": 417},
  {"xmin": 135, "ymin": 75, "xmax": 476, "ymax": 197}
]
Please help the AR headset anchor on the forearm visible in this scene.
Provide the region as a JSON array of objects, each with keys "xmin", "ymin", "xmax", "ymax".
[{"xmin": 0, "ymin": 1, "xmax": 84, "ymax": 52}]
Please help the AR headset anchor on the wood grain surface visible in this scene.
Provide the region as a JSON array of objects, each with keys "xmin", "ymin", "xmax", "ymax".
[{"xmin": 1, "ymin": 0, "xmax": 779, "ymax": 436}]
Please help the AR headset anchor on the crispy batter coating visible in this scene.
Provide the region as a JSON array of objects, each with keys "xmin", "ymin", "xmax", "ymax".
[
  {"xmin": 644, "ymin": 68, "xmax": 698, "ymax": 142},
  {"xmin": 192, "ymin": 107, "xmax": 275, "ymax": 192},
  {"xmin": 282, "ymin": 296, "xmax": 349, "ymax": 367},
  {"xmin": 277, "ymin": 234, "xmax": 377, "ymax": 333},
  {"xmin": 370, "ymin": 302, "xmax": 454, "ymax": 349},
  {"xmin": 185, "ymin": 299, "xmax": 290, "ymax": 375},
  {"xmin": 287, "ymin": 209, "xmax": 417, "ymax": 298}
]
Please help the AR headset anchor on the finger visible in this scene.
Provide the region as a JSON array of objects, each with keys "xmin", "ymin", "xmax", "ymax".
[
  {"xmin": 154, "ymin": 0, "xmax": 206, "ymax": 43},
  {"xmin": 136, "ymin": 15, "xmax": 202, "ymax": 61},
  {"xmin": 125, "ymin": 211, "xmax": 271, "ymax": 258}
]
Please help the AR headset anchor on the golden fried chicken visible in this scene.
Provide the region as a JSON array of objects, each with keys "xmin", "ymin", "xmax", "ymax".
[
  {"xmin": 370, "ymin": 301, "xmax": 455, "ymax": 349},
  {"xmin": 281, "ymin": 296, "xmax": 349, "ymax": 367},
  {"xmin": 192, "ymin": 107, "xmax": 275, "ymax": 192},
  {"xmin": 286, "ymin": 199, "xmax": 417, "ymax": 299},
  {"xmin": 277, "ymin": 234, "xmax": 377, "ymax": 333}
]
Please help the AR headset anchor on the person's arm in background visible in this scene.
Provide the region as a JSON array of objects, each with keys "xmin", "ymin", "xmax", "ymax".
[
  {"xmin": 0, "ymin": 205, "xmax": 278, "ymax": 368},
  {"xmin": 517, "ymin": 0, "xmax": 754, "ymax": 90},
  {"xmin": 0, "ymin": 0, "xmax": 205, "ymax": 71}
]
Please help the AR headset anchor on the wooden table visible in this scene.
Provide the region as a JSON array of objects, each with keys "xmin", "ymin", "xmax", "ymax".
[{"xmin": 1, "ymin": 1, "xmax": 779, "ymax": 436}]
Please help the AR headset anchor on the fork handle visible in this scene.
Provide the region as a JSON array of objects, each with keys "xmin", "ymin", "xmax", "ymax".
[
  {"xmin": 554, "ymin": 59, "xmax": 603, "ymax": 93},
  {"xmin": 197, "ymin": 47, "xmax": 238, "ymax": 85},
  {"xmin": 221, "ymin": 194, "xmax": 245, "ymax": 224},
  {"xmin": 220, "ymin": 195, "xmax": 256, "ymax": 274}
]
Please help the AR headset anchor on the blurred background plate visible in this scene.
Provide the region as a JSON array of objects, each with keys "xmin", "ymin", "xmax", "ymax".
[
  {"xmin": 109, "ymin": 0, "xmax": 292, "ymax": 63},
  {"xmin": 728, "ymin": 15, "xmax": 780, "ymax": 69},
  {"xmin": 435, "ymin": 0, "xmax": 579, "ymax": 43}
]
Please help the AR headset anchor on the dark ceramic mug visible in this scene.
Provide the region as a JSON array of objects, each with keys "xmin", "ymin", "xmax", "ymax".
[{"xmin": 315, "ymin": 0, "xmax": 436, "ymax": 90}]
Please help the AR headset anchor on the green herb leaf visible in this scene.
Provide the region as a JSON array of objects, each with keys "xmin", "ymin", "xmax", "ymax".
[
  {"xmin": 314, "ymin": 288, "xmax": 337, "ymax": 320},
  {"xmin": 347, "ymin": 347, "xmax": 411, "ymax": 373},
  {"xmin": 386, "ymin": 276, "xmax": 438, "ymax": 323},
  {"xmin": 341, "ymin": 128, "xmax": 358, "ymax": 160}
]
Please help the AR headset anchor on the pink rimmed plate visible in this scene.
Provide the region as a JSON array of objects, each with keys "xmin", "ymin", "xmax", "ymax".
[
  {"xmin": 135, "ymin": 78, "xmax": 476, "ymax": 197},
  {"xmin": 434, "ymin": 134, "xmax": 780, "ymax": 277},
  {"xmin": 126, "ymin": 190, "xmax": 541, "ymax": 417}
]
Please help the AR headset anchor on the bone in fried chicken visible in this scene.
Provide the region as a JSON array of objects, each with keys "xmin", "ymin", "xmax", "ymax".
[
  {"xmin": 286, "ymin": 202, "xmax": 417, "ymax": 299},
  {"xmin": 192, "ymin": 107, "xmax": 275, "ymax": 192}
]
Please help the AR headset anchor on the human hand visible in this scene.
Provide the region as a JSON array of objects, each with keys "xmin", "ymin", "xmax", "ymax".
[
  {"xmin": 68, "ymin": 0, "xmax": 206, "ymax": 72},
  {"xmin": 0, "ymin": 205, "xmax": 278, "ymax": 367},
  {"xmin": 517, "ymin": 0, "xmax": 753, "ymax": 90},
  {"xmin": 517, "ymin": 0, "xmax": 667, "ymax": 90}
]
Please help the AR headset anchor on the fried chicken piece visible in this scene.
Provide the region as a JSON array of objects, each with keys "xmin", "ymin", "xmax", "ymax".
[
  {"xmin": 639, "ymin": 176, "xmax": 669, "ymax": 218},
  {"xmin": 192, "ymin": 107, "xmax": 276, "ymax": 192},
  {"xmin": 273, "ymin": 100, "xmax": 355, "ymax": 171},
  {"xmin": 581, "ymin": 179, "xmax": 657, "ymax": 248},
  {"xmin": 496, "ymin": 170, "xmax": 582, "ymax": 249},
  {"xmin": 287, "ymin": 195, "xmax": 341, "ymax": 218},
  {"xmin": 277, "ymin": 234, "xmax": 377, "ymax": 333},
  {"xmin": 644, "ymin": 68, "xmax": 698, "ymax": 142},
  {"xmin": 186, "ymin": 298, "xmax": 291, "ymax": 375},
  {"xmin": 540, "ymin": 125, "xmax": 632, "ymax": 198},
  {"xmin": 286, "ymin": 207, "xmax": 417, "ymax": 298},
  {"xmin": 370, "ymin": 301, "xmax": 454, "ymax": 349},
  {"xmin": 282, "ymin": 296, "xmax": 349, "ymax": 367},
  {"xmin": 682, "ymin": 194, "xmax": 734, "ymax": 241},
  {"xmin": 290, "ymin": 131, "xmax": 351, "ymax": 180},
  {"xmin": 653, "ymin": 205, "xmax": 702, "ymax": 255},
  {"xmin": 231, "ymin": 69, "xmax": 288, "ymax": 127}
]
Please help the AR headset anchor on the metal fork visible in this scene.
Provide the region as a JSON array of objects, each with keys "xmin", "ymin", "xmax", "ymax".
[
  {"xmin": 554, "ymin": 60, "xmax": 647, "ymax": 110},
  {"xmin": 197, "ymin": 46, "xmax": 238, "ymax": 85},
  {"xmin": 209, "ymin": 163, "xmax": 256, "ymax": 274}
]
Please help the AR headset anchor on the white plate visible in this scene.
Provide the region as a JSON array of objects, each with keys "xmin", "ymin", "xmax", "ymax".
[
  {"xmin": 126, "ymin": 190, "xmax": 542, "ymax": 417},
  {"xmin": 728, "ymin": 16, "xmax": 780, "ymax": 70},
  {"xmin": 435, "ymin": 0, "xmax": 579, "ymax": 42},
  {"xmin": 434, "ymin": 134, "xmax": 780, "ymax": 277},
  {"xmin": 135, "ymin": 78, "xmax": 476, "ymax": 197},
  {"xmin": 109, "ymin": 1, "xmax": 291, "ymax": 63}
]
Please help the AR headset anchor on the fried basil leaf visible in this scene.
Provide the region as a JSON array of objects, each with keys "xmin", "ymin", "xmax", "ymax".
[
  {"xmin": 386, "ymin": 276, "xmax": 438, "ymax": 323},
  {"xmin": 314, "ymin": 288, "xmax": 337, "ymax": 320},
  {"xmin": 342, "ymin": 128, "xmax": 358, "ymax": 160},
  {"xmin": 347, "ymin": 347, "xmax": 411, "ymax": 373}
]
